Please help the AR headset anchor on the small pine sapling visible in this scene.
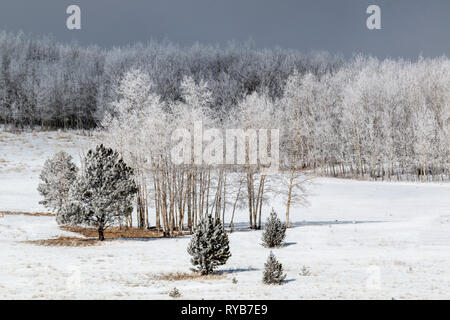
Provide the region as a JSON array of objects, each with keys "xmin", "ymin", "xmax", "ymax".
[
  {"xmin": 261, "ymin": 208, "xmax": 286, "ymax": 248},
  {"xmin": 299, "ymin": 265, "xmax": 311, "ymax": 276},
  {"xmin": 187, "ymin": 215, "xmax": 231, "ymax": 275},
  {"xmin": 263, "ymin": 251, "xmax": 286, "ymax": 285},
  {"xmin": 169, "ymin": 287, "xmax": 181, "ymax": 298}
]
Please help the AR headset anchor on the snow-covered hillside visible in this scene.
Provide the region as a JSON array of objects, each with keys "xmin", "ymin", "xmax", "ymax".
[{"xmin": 1, "ymin": 132, "xmax": 450, "ymax": 299}]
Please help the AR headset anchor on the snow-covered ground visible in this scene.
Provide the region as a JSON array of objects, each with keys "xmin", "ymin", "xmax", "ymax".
[
  {"xmin": 1, "ymin": 131, "xmax": 450, "ymax": 299},
  {"xmin": 0, "ymin": 131, "xmax": 92, "ymax": 212}
]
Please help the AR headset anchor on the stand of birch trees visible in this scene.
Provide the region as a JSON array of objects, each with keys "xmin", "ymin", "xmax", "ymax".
[{"xmin": 100, "ymin": 56, "xmax": 450, "ymax": 233}]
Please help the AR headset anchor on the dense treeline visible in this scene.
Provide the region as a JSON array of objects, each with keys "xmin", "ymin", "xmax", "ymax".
[{"xmin": 0, "ymin": 31, "xmax": 342, "ymax": 129}]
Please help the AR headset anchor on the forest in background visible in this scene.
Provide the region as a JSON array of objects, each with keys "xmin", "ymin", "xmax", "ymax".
[{"xmin": 0, "ymin": 31, "xmax": 342, "ymax": 129}]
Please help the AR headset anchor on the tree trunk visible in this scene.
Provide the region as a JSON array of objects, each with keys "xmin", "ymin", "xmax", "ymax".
[
  {"xmin": 98, "ymin": 226, "xmax": 105, "ymax": 241},
  {"xmin": 229, "ymin": 178, "xmax": 243, "ymax": 232},
  {"xmin": 286, "ymin": 171, "xmax": 294, "ymax": 228}
]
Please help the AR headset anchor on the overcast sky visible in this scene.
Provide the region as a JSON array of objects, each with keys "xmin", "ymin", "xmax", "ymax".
[{"xmin": 0, "ymin": 0, "xmax": 449, "ymax": 59}]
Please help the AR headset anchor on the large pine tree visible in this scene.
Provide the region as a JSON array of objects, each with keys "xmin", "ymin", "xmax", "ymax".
[
  {"xmin": 58, "ymin": 145, "xmax": 137, "ymax": 240},
  {"xmin": 187, "ymin": 215, "xmax": 231, "ymax": 275}
]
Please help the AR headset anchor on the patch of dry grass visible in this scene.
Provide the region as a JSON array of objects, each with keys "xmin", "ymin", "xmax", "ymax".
[
  {"xmin": 6, "ymin": 212, "xmax": 188, "ymax": 246},
  {"xmin": 53, "ymin": 133, "xmax": 74, "ymax": 142},
  {"xmin": 2, "ymin": 211, "xmax": 55, "ymax": 217},
  {"xmin": 26, "ymin": 236, "xmax": 99, "ymax": 247},
  {"xmin": 151, "ymin": 272, "xmax": 226, "ymax": 281},
  {"xmin": 59, "ymin": 225, "xmax": 187, "ymax": 239}
]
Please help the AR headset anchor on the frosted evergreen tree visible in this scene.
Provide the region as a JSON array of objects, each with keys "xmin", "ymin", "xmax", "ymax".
[
  {"xmin": 261, "ymin": 208, "xmax": 286, "ymax": 248},
  {"xmin": 187, "ymin": 215, "xmax": 231, "ymax": 275},
  {"xmin": 37, "ymin": 151, "xmax": 78, "ymax": 214},
  {"xmin": 263, "ymin": 251, "xmax": 286, "ymax": 285},
  {"xmin": 58, "ymin": 144, "xmax": 137, "ymax": 241}
]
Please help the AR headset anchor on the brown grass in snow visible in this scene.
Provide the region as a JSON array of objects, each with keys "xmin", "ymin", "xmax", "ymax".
[
  {"xmin": 60, "ymin": 225, "xmax": 188, "ymax": 239},
  {"xmin": 26, "ymin": 236, "xmax": 99, "ymax": 247},
  {"xmin": 1, "ymin": 211, "xmax": 55, "ymax": 217},
  {"xmin": 151, "ymin": 272, "xmax": 226, "ymax": 281}
]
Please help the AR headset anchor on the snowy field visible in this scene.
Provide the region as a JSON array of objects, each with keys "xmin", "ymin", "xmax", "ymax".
[
  {"xmin": 0, "ymin": 131, "xmax": 92, "ymax": 212},
  {"xmin": 1, "ymin": 131, "xmax": 450, "ymax": 299}
]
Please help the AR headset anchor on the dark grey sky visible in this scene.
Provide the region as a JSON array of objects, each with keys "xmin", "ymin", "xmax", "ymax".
[{"xmin": 0, "ymin": 0, "xmax": 449, "ymax": 59}]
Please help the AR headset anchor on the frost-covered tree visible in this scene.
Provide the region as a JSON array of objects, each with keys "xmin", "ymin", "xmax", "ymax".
[
  {"xmin": 233, "ymin": 91, "xmax": 279, "ymax": 229},
  {"xmin": 280, "ymin": 71, "xmax": 319, "ymax": 226},
  {"xmin": 101, "ymin": 68, "xmax": 166, "ymax": 229},
  {"xmin": 37, "ymin": 151, "xmax": 78, "ymax": 214},
  {"xmin": 187, "ymin": 215, "xmax": 231, "ymax": 275},
  {"xmin": 58, "ymin": 144, "xmax": 137, "ymax": 240},
  {"xmin": 263, "ymin": 251, "xmax": 286, "ymax": 285},
  {"xmin": 261, "ymin": 208, "xmax": 286, "ymax": 248}
]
